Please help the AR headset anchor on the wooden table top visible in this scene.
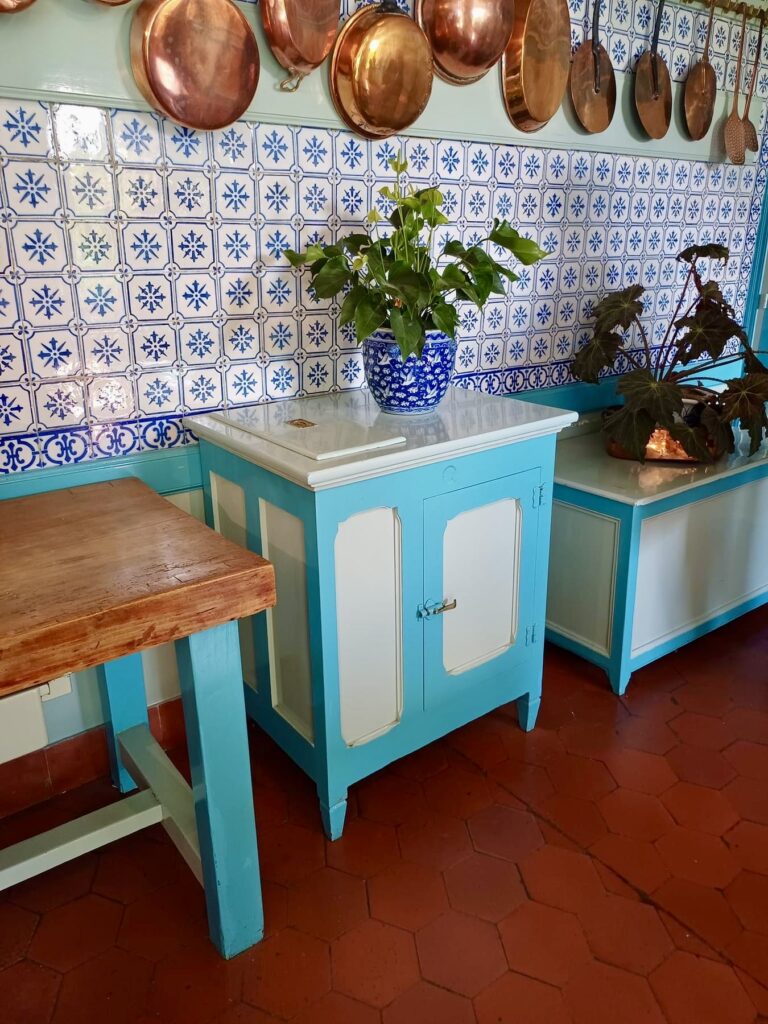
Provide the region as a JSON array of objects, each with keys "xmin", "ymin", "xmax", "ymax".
[{"xmin": 0, "ymin": 478, "xmax": 276, "ymax": 695}]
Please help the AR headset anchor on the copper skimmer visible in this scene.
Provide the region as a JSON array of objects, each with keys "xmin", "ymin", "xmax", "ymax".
[
  {"xmin": 635, "ymin": 0, "xmax": 672, "ymax": 139},
  {"xmin": 415, "ymin": 0, "xmax": 515, "ymax": 86},
  {"xmin": 742, "ymin": 14, "xmax": 763, "ymax": 152},
  {"xmin": 261, "ymin": 0, "xmax": 340, "ymax": 92},
  {"xmin": 130, "ymin": 0, "xmax": 259, "ymax": 131},
  {"xmin": 501, "ymin": 0, "xmax": 571, "ymax": 132},
  {"xmin": 570, "ymin": 0, "xmax": 616, "ymax": 133},
  {"xmin": 724, "ymin": 7, "xmax": 747, "ymax": 164},
  {"xmin": 683, "ymin": 0, "xmax": 717, "ymax": 140}
]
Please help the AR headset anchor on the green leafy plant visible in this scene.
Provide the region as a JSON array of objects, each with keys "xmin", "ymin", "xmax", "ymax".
[
  {"xmin": 571, "ymin": 243, "xmax": 768, "ymax": 462},
  {"xmin": 285, "ymin": 155, "xmax": 546, "ymax": 360}
]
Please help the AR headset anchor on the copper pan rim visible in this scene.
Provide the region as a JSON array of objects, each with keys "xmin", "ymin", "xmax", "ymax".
[
  {"xmin": 261, "ymin": 0, "xmax": 340, "ymax": 86},
  {"xmin": 130, "ymin": 0, "xmax": 259, "ymax": 131},
  {"xmin": 329, "ymin": 4, "xmax": 433, "ymax": 140},
  {"xmin": 415, "ymin": 0, "xmax": 515, "ymax": 87}
]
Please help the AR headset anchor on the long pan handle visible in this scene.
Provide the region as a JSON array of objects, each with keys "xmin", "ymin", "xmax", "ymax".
[
  {"xmin": 592, "ymin": 0, "xmax": 602, "ymax": 94},
  {"xmin": 702, "ymin": 0, "xmax": 716, "ymax": 64},
  {"xmin": 743, "ymin": 14, "xmax": 763, "ymax": 118},
  {"xmin": 650, "ymin": 0, "xmax": 666, "ymax": 99}
]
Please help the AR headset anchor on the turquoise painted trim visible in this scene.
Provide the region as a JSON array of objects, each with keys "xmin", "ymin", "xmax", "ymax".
[
  {"xmin": 175, "ymin": 621, "xmax": 263, "ymax": 958},
  {"xmin": 0, "ymin": 0, "xmax": 758, "ymax": 163},
  {"xmin": 98, "ymin": 653, "xmax": 149, "ymax": 794},
  {"xmin": 200, "ymin": 430, "xmax": 555, "ymax": 838},
  {"xmin": 748, "ymin": 183, "xmax": 768, "ymax": 355},
  {"xmin": 0, "ymin": 446, "xmax": 201, "ymax": 500},
  {"xmin": 514, "ymin": 377, "xmax": 621, "ymax": 414}
]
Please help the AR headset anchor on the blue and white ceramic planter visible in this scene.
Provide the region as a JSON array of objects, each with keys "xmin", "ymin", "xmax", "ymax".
[{"xmin": 361, "ymin": 329, "xmax": 457, "ymax": 415}]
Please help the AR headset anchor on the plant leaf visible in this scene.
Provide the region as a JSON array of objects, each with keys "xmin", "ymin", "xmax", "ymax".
[
  {"xmin": 592, "ymin": 285, "xmax": 645, "ymax": 332},
  {"xmin": 441, "ymin": 264, "xmax": 479, "ymax": 304},
  {"xmin": 354, "ymin": 292, "xmax": 388, "ymax": 343},
  {"xmin": 339, "ymin": 285, "xmax": 365, "ymax": 328},
  {"xmin": 571, "ymin": 330, "xmax": 624, "ymax": 383},
  {"xmin": 390, "ymin": 306, "xmax": 423, "ymax": 359},
  {"xmin": 603, "ymin": 406, "xmax": 657, "ymax": 462},
  {"xmin": 677, "ymin": 243, "xmax": 729, "ymax": 264},
  {"xmin": 429, "ymin": 299, "xmax": 459, "ymax": 339},
  {"xmin": 488, "ymin": 221, "xmax": 547, "ymax": 265},
  {"xmin": 311, "ymin": 255, "xmax": 352, "ymax": 298},
  {"xmin": 617, "ymin": 369, "xmax": 683, "ymax": 427},
  {"xmin": 667, "ymin": 423, "xmax": 715, "ymax": 462},
  {"xmin": 719, "ymin": 374, "xmax": 768, "ymax": 454}
]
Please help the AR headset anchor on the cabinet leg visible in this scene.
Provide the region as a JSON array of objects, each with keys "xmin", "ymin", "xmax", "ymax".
[
  {"xmin": 175, "ymin": 621, "xmax": 263, "ymax": 959},
  {"xmin": 608, "ymin": 664, "xmax": 632, "ymax": 696},
  {"xmin": 97, "ymin": 652, "xmax": 148, "ymax": 794},
  {"xmin": 517, "ymin": 691, "xmax": 540, "ymax": 732},
  {"xmin": 318, "ymin": 782, "xmax": 348, "ymax": 841}
]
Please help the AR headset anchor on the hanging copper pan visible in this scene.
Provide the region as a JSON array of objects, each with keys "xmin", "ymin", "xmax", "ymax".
[
  {"xmin": 415, "ymin": 0, "xmax": 515, "ymax": 86},
  {"xmin": 634, "ymin": 0, "xmax": 672, "ymax": 139},
  {"xmin": 683, "ymin": 0, "xmax": 717, "ymax": 140},
  {"xmin": 130, "ymin": 0, "xmax": 259, "ymax": 131},
  {"xmin": 570, "ymin": 0, "xmax": 616, "ymax": 133},
  {"xmin": 261, "ymin": 0, "xmax": 340, "ymax": 92},
  {"xmin": 501, "ymin": 0, "xmax": 571, "ymax": 132},
  {"xmin": 0, "ymin": 0, "xmax": 37, "ymax": 12},
  {"xmin": 329, "ymin": 2, "xmax": 433, "ymax": 140}
]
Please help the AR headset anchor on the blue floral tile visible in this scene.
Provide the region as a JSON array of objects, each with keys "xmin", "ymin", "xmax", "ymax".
[
  {"xmin": 163, "ymin": 122, "xmax": 209, "ymax": 166},
  {"xmin": 92, "ymin": 420, "xmax": 140, "ymax": 458},
  {"xmin": 20, "ymin": 277, "xmax": 74, "ymax": 327},
  {"xmin": 112, "ymin": 111, "xmax": 163, "ymax": 164},
  {"xmin": 168, "ymin": 170, "xmax": 211, "ymax": 218},
  {"xmin": 125, "ymin": 222, "xmax": 170, "ymax": 270},
  {"xmin": 224, "ymin": 319, "xmax": 259, "ymax": 360},
  {"xmin": 0, "ymin": 101, "xmax": 52, "ymax": 158},
  {"xmin": 184, "ymin": 367, "xmax": 222, "ymax": 410},
  {"xmin": 134, "ymin": 322, "xmax": 176, "ymax": 367},
  {"xmin": 84, "ymin": 326, "xmax": 130, "ymax": 373},
  {"xmin": 36, "ymin": 379, "xmax": 85, "ymax": 428},
  {"xmin": 89, "ymin": 375, "xmax": 134, "ymax": 422},
  {"xmin": 77, "ymin": 276, "xmax": 125, "ymax": 325},
  {"xmin": 265, "ymin": 358, "xmax": 299, "ymax": 399},
  {"xmin": 213, "ymin": 123, "xmax": 252, "ymax": 169},
  {"xmin": 11, "ymin": 220, "xmax": 67, "ymax": 273},
  {"xmin": 5, "ymin": 160, "xmax": 60, "ymax": 216},
  {"xmin": 137, "ymin": 370, "xmax": 179, "ymax": 415},
  {"xmin": 226, "ymin": 363, "xmax": 262, "ymax": 405},
  {"xmin": 215, "ymin": 171, "xmax": 256, "ymax": 219},
  {"xmin": 71, "ymin": 222, "xmax": 118, "ymax": 272},
  {"xmin": 255, "ymin": 125, "xmax": 294, "ymax": 171},
  {"xmin": 65, "ymin": 164, "xmax": 115, "ymax": 217},
  {"xmin": 221, "ymin": 271, "xmax": 258, "ymax": 315},
  {"xmin": 117, "ymin": 169, "xmax": 164, "ymax": 218}
]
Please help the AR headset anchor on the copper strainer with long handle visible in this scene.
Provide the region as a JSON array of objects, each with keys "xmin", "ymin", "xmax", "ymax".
[{"xmin": 724, "ymin": 7, "xmax": 748, "ymax": 164}]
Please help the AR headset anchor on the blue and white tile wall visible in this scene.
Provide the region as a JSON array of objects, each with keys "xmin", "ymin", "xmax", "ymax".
[{"xmin": 1, "ymin": 0, "xmax": 768, "ymax": 474}]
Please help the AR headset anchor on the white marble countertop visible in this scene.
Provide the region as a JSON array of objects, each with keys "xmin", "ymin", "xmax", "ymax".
[
  {"xmin": 555, "ymin": 428, "xmax": 768, "ymax": 507},
  {"xmin": 187, "ymin": 388, "xmax": 576, "ymax": 491}
]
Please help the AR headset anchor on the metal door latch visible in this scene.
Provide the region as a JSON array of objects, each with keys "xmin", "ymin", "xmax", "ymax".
[{"xmin": 418, "ymin": 598, "xmax": 458, "ymax": 619}]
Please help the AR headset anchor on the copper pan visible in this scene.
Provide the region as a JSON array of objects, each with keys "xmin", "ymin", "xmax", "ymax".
[
  {"xmin": 501, "ymin": 0, "xmax": 571, "ymax": 132},
  {"xmin": 570, "ymin": 0, "xmax": 616, "ymax": 133},
  {"xmin": 329, "ymin": 2, "xmax": 433, "ymax": 140},
  {"xmin": 261, "ymin": 0, "xmax": 340, "ymax": 92},
  {"xmin": 634, "ymin": 0, "xmax": 672, "ymax": 139},
  {"xmin": 683, "ymin": 0, "xmax": 717, "ymax": 140},
  {"xmin": 130, "ymin": 0, "xmax": 259, "ymax": 131},
  {"xmin": 415, "ymin": 0, "xmax": 515, "ymax": 86},
  {"xmin": 0, "ymin": 0, "xmax": 37, "ymax": 13}
]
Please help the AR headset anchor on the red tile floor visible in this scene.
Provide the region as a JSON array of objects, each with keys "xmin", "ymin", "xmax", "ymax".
[{"xmin": 2, "ymin": 608, "xmax": 768, "ymax": 1024}]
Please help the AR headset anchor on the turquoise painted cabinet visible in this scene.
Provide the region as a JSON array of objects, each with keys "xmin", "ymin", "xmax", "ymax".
[{"xmin": 189, "ymin": 388, "xmax": 575, "ymax": 838}]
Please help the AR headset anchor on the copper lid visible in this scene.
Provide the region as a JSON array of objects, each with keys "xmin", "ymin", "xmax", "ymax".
[{"xmin": 330, "ymin": 4, "xmax": 433, "ymax": 139}]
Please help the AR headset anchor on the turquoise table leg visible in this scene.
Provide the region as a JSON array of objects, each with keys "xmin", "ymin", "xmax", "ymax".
[
  {"xmin": 516, "ymin": 691, "xmax": 540, "ymax": 732},
  {"xmin": 97, "ymin": 653, "xmax": 149, "ymax": 793},
  {"xmin": 175, "ymin": 620, "xmax": 263, "ymax": 959}
]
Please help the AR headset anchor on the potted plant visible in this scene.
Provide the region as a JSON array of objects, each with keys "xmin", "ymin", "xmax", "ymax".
[
  {"xmin": 286, "ymin": 155, "xmax": 546, "ymax": 414},
  {"xmin": 571, "ymin": 243, "xmax": 768, "ymax": 462}
]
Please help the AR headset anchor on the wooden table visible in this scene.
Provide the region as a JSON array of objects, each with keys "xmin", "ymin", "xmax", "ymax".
[{"xmin": 0, "ymin": 478, "xmax": 276, "ymax": 958}]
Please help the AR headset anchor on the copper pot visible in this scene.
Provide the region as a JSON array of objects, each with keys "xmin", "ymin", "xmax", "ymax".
[
  {"xmin": 130, "ymin": 0, "xmax": 259, "ymax": 131},
  {"xmin": 261, "ymin": 0, "xmax": 340, "ymax": 91},
  {"xmin": 329, "ymin": 3, "xmax": 433, "ymax": 139},
  {"xmin": 415, "ymin": 0, "xmax": 514, "ymax": 85},
  {"xmin": 0, "ymin": 0, "xmax": 37, "ymax": 12},
  {"xmin": 501, "ymin": 0, "xmax": 571, "ymax": 132}
]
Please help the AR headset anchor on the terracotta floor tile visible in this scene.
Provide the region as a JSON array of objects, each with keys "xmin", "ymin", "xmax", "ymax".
[
  {"xmin": 602, "ymin": 749, "xmax": 678, "ymax": 796},
  {"xmin": 422, "ymin": 766, "xmax": 494, "ymax": 819},
  {"xmin": 467, "ymin": 804, "xmax": 544, "ymax": 862},
  {"xmin": 389, "ymin": 744, "xmax": 448, "ymax": 782},
  {"xmin": 618, "ymin": 688, "xmax": 681, "ymax": 723},
  {"xmin": 735, "ymin": 968, "xmax": 768, "ymax": 1016},
  {"xmin": 518, "ymin": 844, "xmax": 606, "ymax": 914},
  {"xmin": 535, "ymin": 793, "xmax": 609, "ymax": 847},
  {"xmin": 599, "ymin": 788, "xmax": 674, "ymax": 842},
  {"xmin": 0, "ymin": 749, "xmax": 52, "ymax": 818},
  {"xmin": 656, "ymin": 827, "xmax": 740, "ymax": 889},
  {"xmin": 28, "ymin": 893, "xmax": 122, "ymax": 973},
  {"xmin": 665, "ymin": 744, "xmax": 737, "ymax": 790},
  {"xmin": 474, "ymin": 970, "xmax": 571, "ymax": 1024},
  {"xmin": 594, "ymin": 861, "xmax": 642, "ymax": 899},
  {"xmin": 499, "ymin": 900, "xmax": 590, "ymax": 985},
  {"xmin": 0, "ymin": 902, "xmax": 37, "ymax": 969},
  {"xmin": 558, "ymin": 720, "xmax": 621, "ymax": 760},
  {"xmin": 292, "ymin": 992, "xmax": 380, "ymax": 1024},
  {"xmin": 331, "ymin": 919, "xmax": 419, "ymax": 1009},
  {"xmin": 650, "ymin": 950, "xmax": 756, "ymax": 1024},
  {"xmin": 382, "ymin": 981, "xmax": 475, "ymax": 1024},
  {"xmin": 498, "ymin": 720, "xmax": 565, "ymax": 766},
  {"xmin": 725, "ymin": 709, "xmax": 768, "ymax": 746},
  {"xmin": 448, "ymin": 720, "xmax": 509, "ymax": 770},
  {"xmin": 615, "ymin": 716, "xmax": 679, "ymax": 756},
  {"xmin": 725, "ymin": 821, "xmax": 768, "ymax": 875},
  {"xmin": 728, "ymin": 929, "xmax": 768, "ymax": 989},
  {"xmin": 416, "ymin": 910, "xmax": 506, "ymax": 997},
  {"xmin": 725, "ymin": 871, "xmax": 768, "ymax": 935},
  {"xmin": 213, "ymin": 1005, "xmax": 284, "ymax": 1024},
  {"xmin": 488, "ymin": 759, "xmax": 555, "ymax": 805},
  {"xmin": 725, "ymin": 741, "xmax": 768, "ymax": 782},
  {"xmin": 0, "ymin": 959, "xmax": 61, "ymax": 1024},
  {"xmin": 579, "ymin": 895, "xmax": 674, "ymax": 975},
  {"xmin": 673, "ymin": 679, "xmax": 737, "ymax": 718},
  {"xmin": 661, "ymin": 782, "xmax": 739, "ymax": 837},
  {"xmin": 444, "ymin": 852, "xmax": 526, "ymax": 922},
  {"xmin": 368, "ymin": 860, "xmax": 448, "ymax": 932},
  {"xmin": 658, "ymin": 910, "xmax": 724, "ymax": 961},
  {"xmin": 563, "ymin": 961, "xmax": 666, "ymax": 1024},
  {"xmin": 287, "ymin": 867, "xmax": 368, "ymax": 941},
  {"xmin": 6, "ymin": 854, "xmax": 96, "ymax": 914},
  {"xmin": 726, "ymin": 776, "xmax": 768, "ymax": 826},
  {"xmin": 45, "ymin": 728, "xmax": 109, "ymax": 797},
  {"xmin": 242, "ymin": 927, "xmax": 330, "ymax": 1019},
  {"xmin": 92, "ymin": 832, "xmax": 183, "ymax": 905},
  {"xmin": 326, "ymin": 819, "xmax": 400, "ymax": 879},
  {"xmin": 397, "ymin": 814, "xmax": 472, "ymax": 871},
  {"xmin": 547, "ymin": 753, "xmax": 617, "ymax": 801},
  {"xmin": 653, "ymin": 878, "xmax": 743, "ymax": 952},
  {"xmin": 258, "ymin": 822, "xmax": 325, "ymax": 886},
  {"xmin": 52, "ymin": 947, "xmax": 153, "ymax": 1024},
  {"xmin": 356, "ymin": 773, "xmax": 428, "ymax": 828},
  {"xmin": 147, "ymin": 938, "xmax": 243, "ymax": 1024},
  {"xmin": 590, "ymin": 834, "xmax": 671, "ymax": 894},
  {"xmin": 670, "ymin": 713, "xmax": 736, "ymax": 752},
  {"xmin": 117, "ymin": 877, "xmax": 207, "ymax": 962}
]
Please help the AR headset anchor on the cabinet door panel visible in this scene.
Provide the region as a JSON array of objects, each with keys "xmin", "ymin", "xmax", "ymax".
[{"xmin": 423, "ymin": 470, "xmax": 540, "ymax": 709}]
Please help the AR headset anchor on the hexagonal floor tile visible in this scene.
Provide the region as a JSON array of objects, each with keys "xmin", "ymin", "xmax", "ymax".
[
  {"xmin": 655, "ymin": 828, "xmax": 740, "ymax": 889},
  {"xmin": 650, "ymin": 950, "xmax": 756, "ymax": 1024},
  {"xmin": 518, "ymin": 844, "xmax": 606, "ymax": 914},
  {"xmin": 662, "ymin": 782, "xmax": 739, "ymax": 836},
  {"xmin": 499, "ymin": 900, "xmax": 591, "ymax": 985},
  {"xmin": 53, "ymin": 947, "xmax": 153, "ymax": 1024},
  {"xmin": 397, "ymin": 814, "xmax": 472, "ymax": 871},
  {"xmin": 368, "ymin": 860, "xmax": 447, "ymax": 932},
  {"xmin": 725, "ymin": 871, "xmax": 768, "ymax": 935},
  {"xmin": 416, "ymin": 910, "xmax": 506, "ymax": 997},
  {"xmin": 599, "ymin": 788, "xmax": 674, "ymax": 842},
  {"xmin": 563, "ymin": 960, "xmax": 666, "ymax": 1024},
  {"xmin": 467, "ymin": 804, "xmax": 544, "ymax": 862},
  {"xmin": 326, "ymin": 819, "xmax": 400, "ymax": 879},
  {"xmin": 28, "ymin": 893, "xmax": 122, "ymax": 973},
  {"xmin": 242, "ymin": 927, "xmax": 330, "ymax": 1020},
  {"xmin": 578, "ymin": 895, "xmax": 673, "ymax": 975},
  {"xmin": 444, "ymin": 852, "xmax": 526, "ymax": 922},
  {"xmin": 474, "ymin": 970, "xmax": 571, "ymax": 1024},
  {"xmin": 382, "ymin": 981, "xmax": 475, "ymax": 1024},
  {"xmin": 287, "ymin": 867, "xmax": 368, "ymax": 941},
  {"xmin": 331, "ymin": 919, "xmax": 419, "ymax": 1009}
]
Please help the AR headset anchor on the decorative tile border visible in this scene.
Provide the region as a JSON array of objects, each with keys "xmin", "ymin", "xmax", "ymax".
[{"xmin": 1, "ymin": 0, "xmax": 767, "ymax": 473}]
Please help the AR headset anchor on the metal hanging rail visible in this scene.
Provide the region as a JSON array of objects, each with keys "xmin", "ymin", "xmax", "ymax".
[{"xmin": 676, "ymin": 0, "xmax": 767, "ymax": 24}]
